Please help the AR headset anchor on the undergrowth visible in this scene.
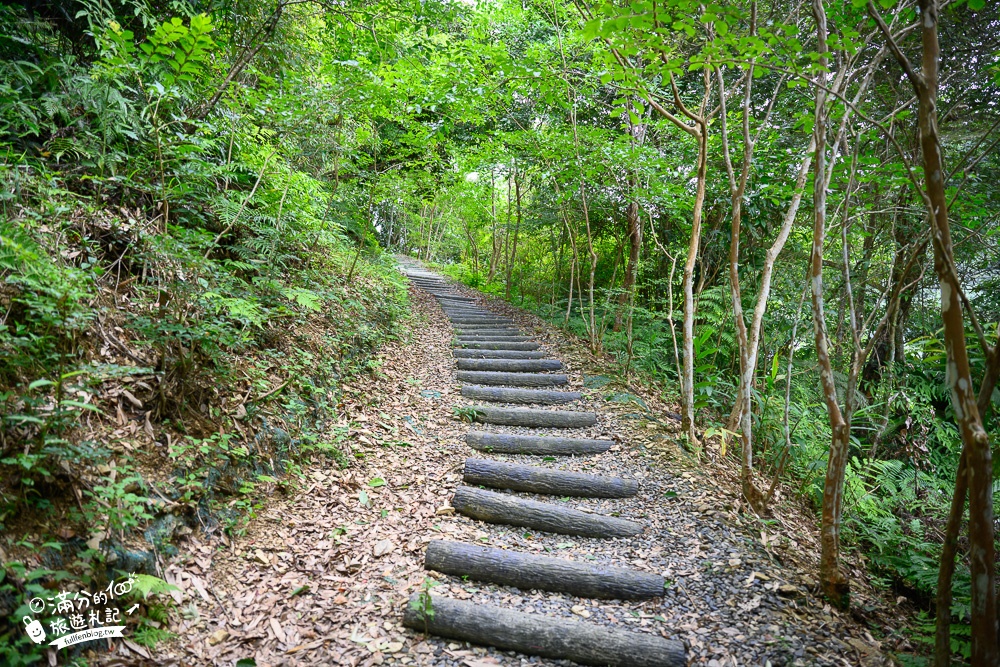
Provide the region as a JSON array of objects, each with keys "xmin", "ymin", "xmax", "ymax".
[{"xmin": 0, "ymin": 4, "xmax": 409, "ymax": 661}]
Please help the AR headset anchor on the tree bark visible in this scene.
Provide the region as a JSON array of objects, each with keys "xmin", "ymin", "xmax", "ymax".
[
  {"xmin": 453, "ymin": 350, "xmax": 547, "ymax": 360},
  {"xmin": 456, "ymin": 371, "xmax": 566, "ymax": 387},
  {"xmin": 402, "ymin": 594, "xmax": 684, "ymax": 667},
  {"xmin": 811, "ymin": 0, "xmax": 851, "ymax": 611},
  {"xmin": 463, "ymin": 458, "xmax": 637, "ymax": 497},
  {"xmin": 469, "ymin": 406, "xmax": 596, "ymax": 429},
  {"xmin": 460, "ymin": 386, "xmax": 581, "ymax": 405},
  {"xmin": 456, "ymin": 359, "xmax": 562, "ymax": 372},
  {"xmin": 424, "ymin": 541, "xmax": 661, "ymax": 599},
  {"xmin": 466, "ymin": 431, "xmax": 611, "ymax": 455},
  {"xmin": 451, "ymin": 486, "xmax": 642, "ymax": 538},
  {"xmin": 867, "ymin": 0, "xmax": 998, "ymax": 660},
  {"xmin": 456, "ymin": 341, "xmax": 541, "ymax": 351}
]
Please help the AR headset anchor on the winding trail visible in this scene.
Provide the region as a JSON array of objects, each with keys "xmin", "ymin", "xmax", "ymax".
[{"xmin": 156, "ymin": 263, "xmax": 889, "ymax": 667}]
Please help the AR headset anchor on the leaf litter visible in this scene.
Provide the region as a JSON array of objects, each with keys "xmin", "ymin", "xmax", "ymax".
[{"xmin": 136, "ymin": 279, "xmax": 900, "ymax": 667}]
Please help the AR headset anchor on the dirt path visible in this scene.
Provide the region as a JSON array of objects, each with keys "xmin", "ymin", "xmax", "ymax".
[{"xmin": 150, "ymin": 279, "xmax": 890, "ymax": 667}]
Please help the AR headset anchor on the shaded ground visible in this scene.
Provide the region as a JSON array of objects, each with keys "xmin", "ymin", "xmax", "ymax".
[{"xmin": 140, "ymin": 280, "xmax": 898, "ymax": 667}]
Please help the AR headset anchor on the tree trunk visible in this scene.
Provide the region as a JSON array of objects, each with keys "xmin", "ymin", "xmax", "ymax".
[
  {"xmin": 453, "ymin": 350, "xmax": 547, "ymax": 360},
  {"xmin": 466, "ymin": 431, "xmax": 612, "ymax": 456},
  {"xmin": 424, "ymin": 541, "xmax": 662, "ymax": 599},
  {"xmin": 451, "ymin": 486, "xmax": 641, "ymax": 538},
  {"xmin": 462, "ymin": 458, "xmax": 637, "ymax": 497},
  {"xmin": 455, "ymin": 370, "xmax": 567, "ymax": 385},
  {"xmin": 615, "ymin": 191, "xmax": 642, "ymax": 333},
  {"xmin": 811, "ymin": 0, "xmax": 850, "ymax": 610},
  {"xmin": 455, "ymin": 359, "xmax": 562, "ymax": 373},
  {"xmin": 402, "ymin": 594, "xmax": 685, "ymax": 667},
  {"xmin": 506, "ymin": 165, "xmax": 523, "ymax": 300},
  {"xmin": 912, "ymin": 1, "xmax": 997, "ymax": 662},
  {"xmin": 469, "ymin": 406, "xmax": 596, "ymax": 429},
  {"xmin": 459, "ymin": 386, "xmax": 581, "ymax": 405}
]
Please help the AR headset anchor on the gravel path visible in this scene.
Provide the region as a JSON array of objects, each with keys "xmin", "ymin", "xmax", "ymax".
[{"xmin": 149, "ymin": 268, "xmax": 890, "ymax": 667}]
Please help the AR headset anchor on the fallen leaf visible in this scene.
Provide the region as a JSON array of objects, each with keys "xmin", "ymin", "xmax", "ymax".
[
  {"xmin": 373, "ymin": 539, "xmax": 394, "ymax": 557},
  {"xmin": 269, "ymin": 617, "xmax": 287, "ymax": 643},
  {"xmin": 207, "ymin": 629, "xmax": 228, "ymax": 646}
]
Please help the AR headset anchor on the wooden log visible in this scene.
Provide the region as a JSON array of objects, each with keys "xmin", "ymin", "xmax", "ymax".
[
  {"xmin": 450, "ymin": 320, "xmax": 516, "ymax": 327},
  {"xmin": 455, "ymin": 328, "xmax": 522, "ymax": 336},
  {"xmin": 455, "ymin": 370, "xmax": 566, "ymax": 385},
  {"xmin": 455, "ymin": 323, "xmax": 520, "ymax": 329},
  {"xmin": 466, "ymin": 431, "xmax": 612, "ymax": 455},
  {"xmin": 456, "ymin": 359, "xmax": 562, "ymax": 372},
  {"xmin": 455, "ymin": 330, "xmax": 524, "ymax": 335},
  {"xmin": 461, "ymin": 385, "xmax": 581, "ymax": 405},
  {"xmin": 456, "ymin": 336, "xmax": 534, "ymax": 343},
  {"xmin": 451, "ymin": 486, "xmax": 642, "ymax": 537},
  {"xmin": 463, "ymin": 458, "xmax": 636, "ymax": 497},
  {"xmin": 470, "ymin": 406, "xmax": 596, "ymax": 428},
  {"xmin": 402, "ymin": 594, "xmax": 683, "ymax": 667},
  {"xmin": 458, "ymin": 341, "xmax": 540, "ymax": 351},
  {"xmin": 453, "ymin": 350, "xmax": 546, "ymax": 359},
  {"xmin": 424, "ymin": 540, "xmax": 662, "ymax": 599}
]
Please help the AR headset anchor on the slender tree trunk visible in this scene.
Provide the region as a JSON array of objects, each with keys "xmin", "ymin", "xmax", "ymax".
[
  {"xmin": 579, "ymin": 180, "xmax": 600, "ymax": 353},
  {"xmin": 615, "ymin": 107, "xmax": 647, "ymax": 332},
  {"xmin": 615, "ymin": 187, "xmax": 642, "ymax": 333},
  {"xmin": 911, "ymin": 1, "xmax": 998, "ymax": 662},
  {"xmin": 676, "ymin": 77, "xmax": 710, "ymax": 446},
  {"xmin": 506, "ymin": 166, "xmax": 523, "ymax": 301},
  {"xmin": 811, "ymin": 0, "xmax": 851, "ymax": 610}
]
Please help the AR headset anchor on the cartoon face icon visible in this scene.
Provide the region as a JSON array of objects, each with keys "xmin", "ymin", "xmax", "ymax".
[{"xmin": 23, "ymin": 616, "xmax": 46, "ymax": 644}]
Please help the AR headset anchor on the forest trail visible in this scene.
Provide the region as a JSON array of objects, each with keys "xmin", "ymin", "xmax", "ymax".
[{"xmin": 155, "ymin": 265, "xmax": 889, "ymax": 667}]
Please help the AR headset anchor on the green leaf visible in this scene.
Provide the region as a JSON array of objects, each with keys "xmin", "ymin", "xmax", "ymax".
[{"xmin": 368, "ymin": 477, "xmax": 386, "ymax": 488}]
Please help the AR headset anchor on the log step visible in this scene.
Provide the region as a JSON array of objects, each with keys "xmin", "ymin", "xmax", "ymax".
[
  {"xmin": 461, "ymin": 385, "xmax": 580, "ymax": 405},
  {"xmin": 448, "ymin": 317, "xmax": 513, "ymax": 323},
  {"xmin": 450, "ymin": 320, "xmax": 516, "ymax": 327},
  {"xmin": 402, "ymin": 594, "xmax": 684, "ymax": 667},
  {"xmin": 455, "ymin": 328, "xmax": 522, "ymax": 336},
  {"xmin": 454, "ymin": 323, "xmax": 521, "ymax": 330},
  {"xmin": 467, "ymin": 431, "xmax": 612, "ymax": 455},
  {"xmin": 471, "ymin": 406, "xmax": 596, "ymax": 428},
  {"xmin": 456, "ymin": 336, "xmax": 534, "ymax": 343},
  {"xmin": 452, "ymin": 486, "xmax": 642, "ymax": 537},
  {"xmin": 425, "ymin": 540, "xmax": 663, "ymax": 599},
  {"xmin": 456, "ymin": 332, "xmax": 529, "ymax": 338},
  {"xmin": 455, "ymin": 370, "xmax": 566, "ymax": 386},
  {"xmin": 456, "ymin": 359, "xmax": 562, "ymax": 372},
  {"xmin": 463, "ymin": 458, "xmax": 637, "ymax": 497},
  {"xmin": 458, "ymin": 341, "xmax": 540, "ymax": 351},
  {"xmin": 453, "ymin": 350, "xmax": 546, "ymax": 359}
]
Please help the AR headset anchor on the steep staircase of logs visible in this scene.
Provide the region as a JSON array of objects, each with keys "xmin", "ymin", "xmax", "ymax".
[{"xmin": 399, "ymin": 265, "xmax": 686, "ymax": 667}]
